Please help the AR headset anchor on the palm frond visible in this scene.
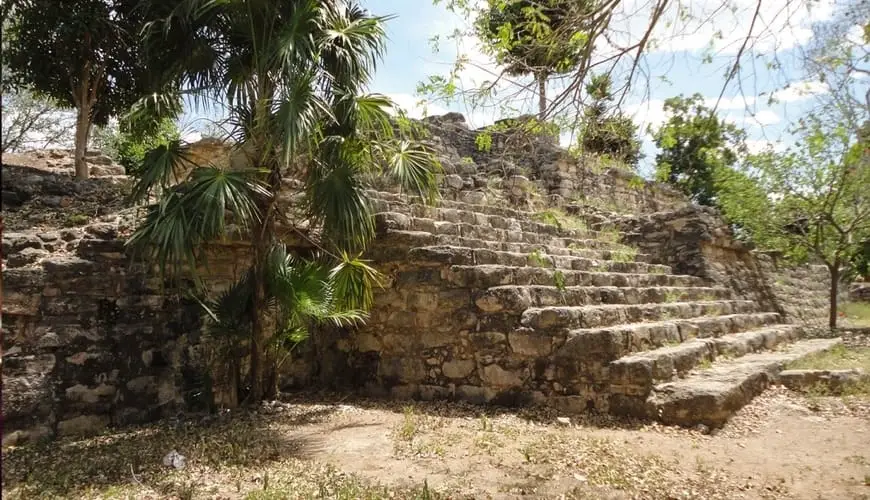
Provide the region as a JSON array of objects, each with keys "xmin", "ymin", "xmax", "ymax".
[
  {"xmin": 130, "ymin": 139, "xmax": 195, "ymax": 202},
  {"xmin": 319, "ymin": 3, "xmax": 391, "ymax": 93},
  {"xmin": 127, "ymin": 167, "xmax": 269, "ymax": 278},
  {"xmin": 329, "ymin": 251, "xmax": 383, "ymax": 311},
  {"xmin": 306, "ymin": 157, "xmax": 375, "ymax": 250},
  {"xmin": 350, "ymin": 93, "xmax": 395, "ymax": 136},
  {"xmin": 127, "ymin": 190, "xmax": 202, "ymax": 279},
  {"xmin": 381, "ymin": 140, "xmax": 441, "ymax": 205},
  {"xmin": 275, "ymin": 70, "xmax": 331, "ymax": 165}
]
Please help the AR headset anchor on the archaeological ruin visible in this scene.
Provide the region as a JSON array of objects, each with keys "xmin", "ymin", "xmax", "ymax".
[{"xmin": 1, "ymin": 113, "xmax": 840, "ymax": 446}]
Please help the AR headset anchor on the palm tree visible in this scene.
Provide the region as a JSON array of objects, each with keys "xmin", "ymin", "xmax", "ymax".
[{"xmin": 127, "ymin": 0, "xmax": 439, "ymax": 403}]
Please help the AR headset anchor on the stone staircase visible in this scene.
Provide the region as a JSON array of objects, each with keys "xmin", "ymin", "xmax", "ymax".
[{"xmin": 357, "ymin": 190, "xmax": 840, "ymax": 428}]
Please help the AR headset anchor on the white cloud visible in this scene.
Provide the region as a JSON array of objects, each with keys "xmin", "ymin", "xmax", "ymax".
[
  {"xmin": 705, "ymin": 95, "xmax": 756, "ymax": 110},
  {"xmin": 385, "ymin": 93, "xmax": 449, "ymax": 119},
  {"xmin": 770, "ymin": 80, "xmax": 830, "ymax": 102},
  {"xmin": 625, "ymin": 99, "xmax": 668, "ymax": 132},
  {"xmin": 750, "ymin": 109, "xmax": 782, "ymax": 125},
  {"xmin": 181, "ymin": 131, "xmax": 203, "ymax": 143},
  {"xmin": 606, "ymin": 0, "xmax": 836, "ymax": 56}
]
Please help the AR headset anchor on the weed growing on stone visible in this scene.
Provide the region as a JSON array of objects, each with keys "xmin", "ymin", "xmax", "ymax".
[
  {"xmin": 553, "ymin": 270, "xmax": 567, "ymax": 291},
  {"xmin": 597, "ymin": 227, "xmax": 622, "ymax": 243},
  {"xmin": 63, "ymin": 213, "xmax": 90, "ymax": 227},
  {"xmin": 528, "ymin": 249, "xmax": 549, "ymax": 267},
  {"xmin": 534, "ymin": 209, "xmax": 588, "ymax": 232},
  {"xmin": 609, "ymin": 247, "xmax": 638, "ymax": 263},
  {"xmin": 663, "ymin": 291, "xmax": 683, "ymax": 303}
]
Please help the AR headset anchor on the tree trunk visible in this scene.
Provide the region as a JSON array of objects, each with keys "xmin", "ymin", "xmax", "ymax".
[
  {"xmin": 248, "ymin": 260, "xmax": 268, "ymax": 403},
  {"xmin": 828, "ymin": 263, "xmax": 840, "ymax": 330},
  {"xmin": 73, "ymin": 100, "xmax": 91, "ymax": 180},
  {"xmin": 537, "ymin": 72, "xmax": 547, "ymax": 119}
]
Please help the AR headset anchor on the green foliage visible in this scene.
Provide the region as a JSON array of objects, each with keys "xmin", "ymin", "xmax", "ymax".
[
  {"xmin": 130, "ymin": 0, "xmax": 439, "ymax": 402},
  {"xmin": 5, "ymin": 0, "xmax": 177, "ymax": 177},
  {"xmin": 63, "ymin": 213, "xmax": 90, "ymax": 227},
  {"xmin": 4, "ymin": 1, "xmax": 159, "ymax": 127},
  {"xmin": 652, "ymin": 94, "xmax": 746, "ymax": 206},
  {"xmin": 579, "ymin": 74, "xmax": 642, "ymax": 166},
  {"xmin": 96, "ymin": 118, "xmax": 180, "ymax": 176},
  {"xmin": 609, "ymin": 247, "xmax": 638, "ymax": 263},
  {"xmin": 716, "ymin": 116, "xmax": 870, "ymax": 328},
  {"xmin": 475, "ymin": 131, "xmax": 494, "ymax": 152},
  {"xmin": 528, "ymin": 249, "xmax": 550, "ymax": 267},
  {"xmin": 475, "ymin": 0, "xmax": 593, "ymax": 113},
  {"xmin": 553, "ymin": 269, "xmax": 566, "ymax": 291}
]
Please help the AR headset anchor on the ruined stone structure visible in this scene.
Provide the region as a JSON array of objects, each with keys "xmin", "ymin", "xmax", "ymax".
[{"xmin": 1, "ymin": 114, "xmax": 840, "ymax": 445}]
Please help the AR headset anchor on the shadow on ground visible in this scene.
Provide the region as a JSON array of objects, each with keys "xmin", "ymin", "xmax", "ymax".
[{"xmin": 1, "ymin": 407, "xmax": 338, "ymax": 498}]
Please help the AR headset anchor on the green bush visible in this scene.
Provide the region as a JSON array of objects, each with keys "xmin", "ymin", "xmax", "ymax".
[
  {"xmin": 96, "ymin": 118, "xmax": 180, "ymax": 176},
  {"xmin": 579, "ymin": 74, "xmax": 642, "ymax": 166}
]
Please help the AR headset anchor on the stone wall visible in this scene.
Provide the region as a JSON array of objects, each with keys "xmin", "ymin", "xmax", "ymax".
[
  {"xmin": 417, "ymin": 114, "xmax": 686, "ymax": 215},
  {"xmin": 618, "ymin": 205, "xmax": 831, "ymax": 327},
  {"xmin": 3, "ymin": 222, "xmax": 200, "ymax": 445},
  {"xmin": 850, "ymin": 283, "xmax": 870, "ymax": 303}
]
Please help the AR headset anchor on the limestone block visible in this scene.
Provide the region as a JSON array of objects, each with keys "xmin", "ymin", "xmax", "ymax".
[
  {"xmin": 444, "ymin": 174, "xmax": 464, "ymax": 190},
  {"xmin": 480, "ymin": 364, "xmax": 522, "ymax": 388},
  {"xmin": 508, "ymin": 330, "xmax": 553, "ymax": 357},
  {"xmin": 442, "ymin": 359, "xmax": 475, "ymax": 379}
]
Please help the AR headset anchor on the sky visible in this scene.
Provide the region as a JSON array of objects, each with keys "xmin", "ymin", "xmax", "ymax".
[
  {"xmin": 357, "ymin": 0, "xmax": 856, "ymax": 176},
  {"xmin": 176, "ymin": 0, "xmax": 866, "ymax": 177}
]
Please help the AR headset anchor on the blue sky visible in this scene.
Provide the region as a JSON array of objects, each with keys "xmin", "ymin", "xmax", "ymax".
[
  {"xmin": 359, "ymin": 0, "xmax": 852, "ymax": 175},
  {"xmin": 178, "ymin": 0, "xmax": 861, "ymax": 176}
]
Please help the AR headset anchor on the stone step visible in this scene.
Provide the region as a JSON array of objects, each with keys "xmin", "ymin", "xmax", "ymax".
[
  {"xmin": 375, "ymin": 199, "xmax": 601, "ymax": 240},
  {"xmin": 474, "ymin": 285, "xmax": 732, "ymax": 314},
  {"xmin": 408, "ymin": 246, "xmax": 668, "ymax": 274},
  {"xmin": 377, "ymin": 230, "xmax": 654, "ymax": 262},
  {"xmin": 644, "ymin": 337, "xmax": 842, "ymax": 428},
  {"xmin": 608, "ymin": 324, "xmax": 803, "ymax": 399},
  {"xmin": 445, "ymin": 265, "xmax": 707, "ymax": 289},
  {"xmin": 520, "ymin": 300, "xmax": 759, "ymax": 332},
  {"xmin": 555, "ymin": 312, "xmax": 783, "ymax": 364},
  {"xmin": 368, "ymin": 189, "xmax": 533, "ymax": 221},
  {"xmin": 376, "ymin": 212, "xmax": 627, "ymax": 251}
]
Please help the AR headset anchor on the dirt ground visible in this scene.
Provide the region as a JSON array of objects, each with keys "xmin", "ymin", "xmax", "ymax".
[{"xmin": 3, "ymin": 385, "xmax": 869, "ymax": 500}]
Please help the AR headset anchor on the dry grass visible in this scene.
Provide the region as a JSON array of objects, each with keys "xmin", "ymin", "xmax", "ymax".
[
  {"xmin": 840, "ymin": 301, "xmax": 870, "ymax": 327},
  {"xmin": 1, "ymin": 406, "xmax": 448, "ymax": 500},
  {"xmin": 4, "ymin": 391, "xmax": 869, "ymax": 499},
  {"xmin": 786, "ymin": 344, "xmax": 870, "ymax": 372}
]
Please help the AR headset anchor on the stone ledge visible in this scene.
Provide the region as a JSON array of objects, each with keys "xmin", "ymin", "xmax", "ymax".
[{"xmin": 778, "ymin": 369, "xmax": 869, "ymax": 394}]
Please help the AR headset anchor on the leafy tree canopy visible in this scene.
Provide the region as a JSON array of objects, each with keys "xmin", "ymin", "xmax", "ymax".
[
  {"xmin": 5, "ymin": 0, "xmax": 154, "ymax": 126},
  {"xmin": 716, "ymin": 117, "xmax": 870, "ymax": 327},
  {"xmin": 652, "ymin": 94, "xmax": 747, "ymax": 206},
  {"xmin": 579, "ymin": 74, "xmax": 642, "ymax": 166},
  {"xmin": 5, "ymin": 0, "xmax": 173, "ymax": 178}
]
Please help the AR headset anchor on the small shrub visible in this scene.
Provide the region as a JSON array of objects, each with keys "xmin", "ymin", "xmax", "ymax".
[
  {"xmin": 96, "ymin": 117, "xmax": 180, "ymax": 177},
  {"xmin": 475, "ymin": 131, "xmax": 493, "ymax": 152},
  {"xmin": 528, "ymin": 249, "xmax": 550, "ymax": 267},
  {"xmin": 553, "ymin": 270, "xmax": 567, "ymax": 291},
  {"xmin": 399, "ymin": 406, "xmax": 418, "ymax": 441},
  {"xmin": 609, "ymin": 247, "xmax": 638, "ymax": 263},
  {"xmin": 63, "ymin": 213, "xmax": 90, "ymax": 227}
]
